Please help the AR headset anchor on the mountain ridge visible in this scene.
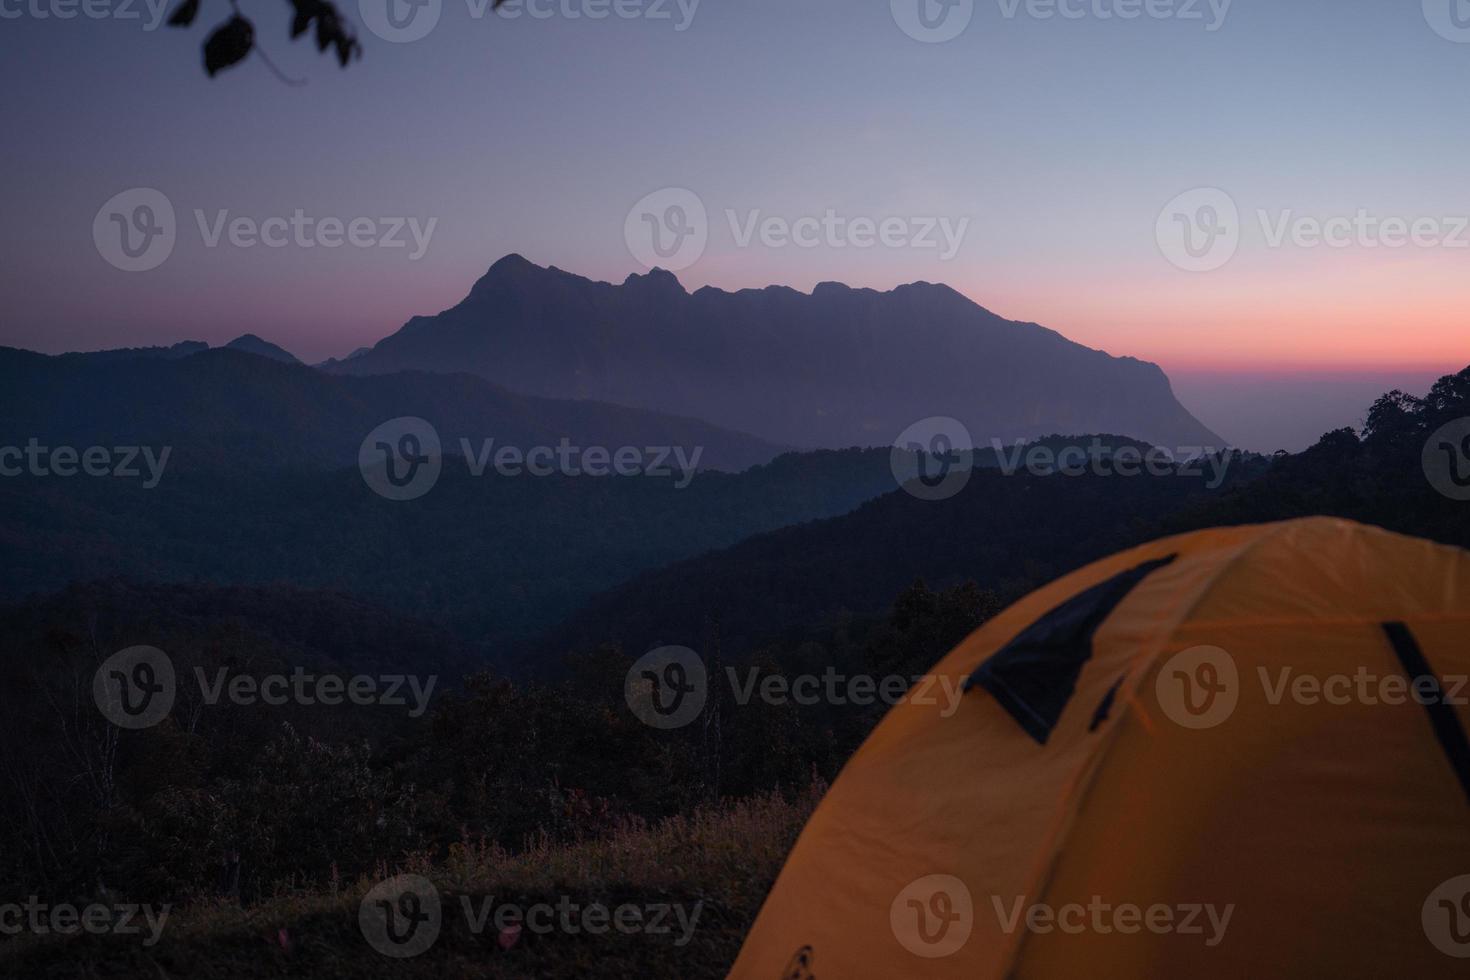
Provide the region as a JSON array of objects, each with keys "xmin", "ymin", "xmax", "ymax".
[
  {"xmin": 0, "ymin": 345, "xmax": 784, "ymax": 473},
  {"xmin": 329, "ymin": 255, "xmax": 1225, "ymax": 450}
]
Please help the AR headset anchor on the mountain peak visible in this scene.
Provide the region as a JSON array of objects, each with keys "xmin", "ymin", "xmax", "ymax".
[
  {"xmin": 488, "ymin": 253, "xmax": 536, "ymax": 275},
  {"xmin": 621, "ymin": 267, "xmax": 686, "ymax": 295},
  {"xmin": 467, "ymin": 253, "xmax": 557, "ymax": 298},
  {"xmin": 223, "ymin": 334, "xmax": 299, "ymax": 364}
]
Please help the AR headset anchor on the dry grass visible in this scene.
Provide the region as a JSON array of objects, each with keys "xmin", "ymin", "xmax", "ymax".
[{"xmin": 0, "ymin": 780, "xmax": 823, "ymax": 979}]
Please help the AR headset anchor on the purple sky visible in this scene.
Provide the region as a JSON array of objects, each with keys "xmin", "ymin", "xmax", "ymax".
[{"xmin": 2, "ymin": 0, "xmax": 1467, "ymax": 450}]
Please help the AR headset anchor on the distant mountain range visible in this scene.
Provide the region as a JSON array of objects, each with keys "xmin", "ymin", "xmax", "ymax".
[
  {"xmin": 540, "ymin": 365, "xmax": 1470, "ymax": 667},
  {"xmin": 326, "ymin": 254, "xmax": 1224, "ymax": 450},
  {"xmin": 539, "ymin": 454, "xmax": 1257, "ymax": 664},
  {"xmin": 0, "ymin": 438, "xmax": 903, "ymax": 654},
  {"xmin": 0, "ymin": 346, "xmax": 780, "ymax": 473},
  {"xmin": 50, "ymin": 334, "xmax": 300, "ymax": 364}
]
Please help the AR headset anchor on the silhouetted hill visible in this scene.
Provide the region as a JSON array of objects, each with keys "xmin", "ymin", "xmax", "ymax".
[
  {"xmin": 329, "ymin": 254, "xmax": 1224, "ymax": 450},
  {"xmin": 223, "ymin": 333, "xmax": 300, "ymax": 364},
  {"xmin": 0, "ymin": 346, "xmax": 782, "ymax": 473},
  {"xmin": 0, "ymin": 579, "xmax": 477, "ymax": 680},
  {"xmin": 543, "ymin": 366, "xmax": 1470, "ymax": 665},
  {"xmin": 51, "ymin": 340, "xmax": 209, "ymax": 362},
  {"xmin": 1153, "ymin": 365, "xmax": 1470, "ymax": 546},
  {"xmin": 540, "ymin": 452, "xmax": 1260, "ymax": 662},
  {"xmin": 0, "ymin": 445, "xmax": 904, "ymax": 655}
]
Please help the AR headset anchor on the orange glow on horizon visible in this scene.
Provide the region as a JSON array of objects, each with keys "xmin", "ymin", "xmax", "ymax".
[{"xmin": 947, "ymin": 248, "xmax": 1469, "ymax": 377}]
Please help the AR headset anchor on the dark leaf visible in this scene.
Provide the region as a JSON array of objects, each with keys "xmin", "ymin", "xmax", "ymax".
[
  {"xmin": 203, "ymin": 15, "xmax": 254, "ymax": 77},
  {"xmin": 315, "ymin": 9, "xmax": 340, "ymax": 52},
  {"xmin": 167, "ymin": 0, "xmax": 199, "ymax": 27},
  {"xmin": 290, "ymin": 0, "xmax": 321, "ymax": 37}
]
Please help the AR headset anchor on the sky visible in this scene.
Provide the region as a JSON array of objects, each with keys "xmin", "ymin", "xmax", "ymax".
[{"xmin": 1, "ymin": 0, "xmax": 1467, "ymax": 450}]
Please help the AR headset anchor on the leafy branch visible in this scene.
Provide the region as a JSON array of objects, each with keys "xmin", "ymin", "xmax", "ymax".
[{"xmin": 167, "ymin": 0, "xmax": 363, "ymax": 80}]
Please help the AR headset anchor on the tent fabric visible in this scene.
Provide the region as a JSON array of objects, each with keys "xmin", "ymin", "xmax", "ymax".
[
  {"xmin": 965, "ymin": 554, "xmax": 1178, "ymax": 744},
  {"xmin": 730, "ymin": 517, "xmax": 1470, "ymax": 978},
  {"xmin": 1382, "ymin": 621, "xmax": 1470, "ymax": 804}
]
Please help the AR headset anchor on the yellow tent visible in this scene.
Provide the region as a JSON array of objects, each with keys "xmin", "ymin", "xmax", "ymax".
[{"xmin": 732, "ymin": 518, "xmax": 1470, "ymax": 977}]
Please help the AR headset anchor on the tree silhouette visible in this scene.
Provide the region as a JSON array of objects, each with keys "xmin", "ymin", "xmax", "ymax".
[{"xmin": 167, "ymin": 0, "xmax": 511, "ymax": 80}]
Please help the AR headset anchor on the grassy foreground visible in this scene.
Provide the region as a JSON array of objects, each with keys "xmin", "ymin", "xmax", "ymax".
[{"xmin": 1, "ymin": 783, "xmax": 822, "ymax": 979}]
